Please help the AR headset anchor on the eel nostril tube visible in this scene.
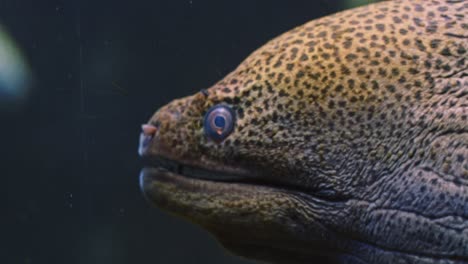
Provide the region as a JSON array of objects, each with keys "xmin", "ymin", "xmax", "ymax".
[
  {"xmin": 139, "ymin": 124, "xmax": 157, "ymax": 156},
  {"xmin": 142, "ymin": 124, "xmax": 157, "ymax": 136}
]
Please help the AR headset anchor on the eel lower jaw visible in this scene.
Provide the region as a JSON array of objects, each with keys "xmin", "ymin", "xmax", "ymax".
[
  {"xmin": 139, "ymin": 157, "xmax": 357, "ymax": 263},
  {"xmin": 139, "ymin": 166, "xmax": 351, "ymax": 264}
]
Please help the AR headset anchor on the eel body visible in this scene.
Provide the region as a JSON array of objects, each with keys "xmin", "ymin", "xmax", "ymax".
[{"xmin": 139, "ymin": 0, "xmax": 468, "ymax": 263}]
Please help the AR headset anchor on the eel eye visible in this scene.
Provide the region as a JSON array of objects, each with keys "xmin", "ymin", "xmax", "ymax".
[{"xmin": 204, "ymin": 104, "xmax": 235, "ymax": 142}]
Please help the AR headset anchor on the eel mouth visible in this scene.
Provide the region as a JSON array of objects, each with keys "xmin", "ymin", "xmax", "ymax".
[
  {"xmin": 139, "ymin": 154, "xmax": 275, "ymax": 209},
  {"xmin": 140, "ymin": 154, "xmax": 350, "ymax": 203},
  {"xmin": 141, "ymin": 155, "xmax": 253, "ymax": 183}
]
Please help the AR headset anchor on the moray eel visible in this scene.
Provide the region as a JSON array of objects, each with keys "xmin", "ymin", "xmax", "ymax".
[{"xmin": 138, "ymin": 0, "xmax": 468, "ymax": 263}]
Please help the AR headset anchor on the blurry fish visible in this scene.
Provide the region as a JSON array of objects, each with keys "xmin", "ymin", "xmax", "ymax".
[{"xmin": 0, "ymin": 24, "xmax": 32, "ymax": 112}]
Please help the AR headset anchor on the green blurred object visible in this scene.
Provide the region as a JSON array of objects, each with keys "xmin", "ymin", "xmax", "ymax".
[{"xmin": 0, "ymin": 24, "xmax": 31, "ymax": 111}]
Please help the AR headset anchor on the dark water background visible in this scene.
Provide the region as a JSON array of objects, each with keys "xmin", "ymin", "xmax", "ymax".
[{"xmin": 3, "ymin": 1, "xmax": 372, "ymax": 263}]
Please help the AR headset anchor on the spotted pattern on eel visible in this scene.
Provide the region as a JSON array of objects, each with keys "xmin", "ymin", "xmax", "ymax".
[{"xmin": 139, "ymin": 0, "xmax": 468, "ymax": 263}]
